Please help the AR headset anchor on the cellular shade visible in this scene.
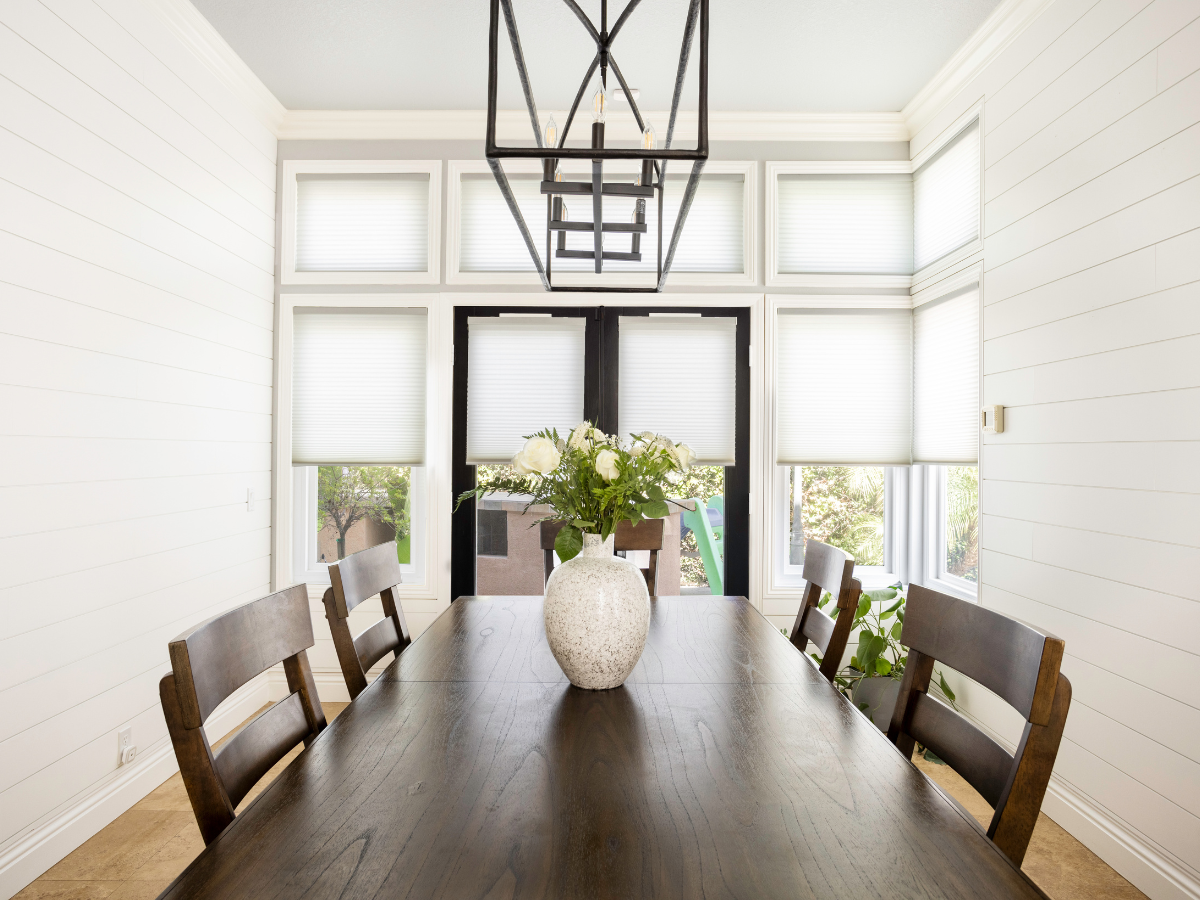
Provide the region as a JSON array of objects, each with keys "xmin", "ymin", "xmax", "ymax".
[
  {"xmin": 295, "ymin": 174, "xmax": 429, "ymax": 272},
  {"xmin": 914, "ymin": 287, "xmax": 980, "ymax": 463},
  {"xmin": 459, "ymin": 172, "xmax": 743, "ymax": 274},
  {"xmin": 292, "ymin": 309, "xmax": 427, "ymax": 465},
  {"xmin": 466, "ymin": 316, "xmax": 586, "ymax": 464},
  {"xmin": 777, "ymin": 174, "xmax": 913, "ymax": 275},
  {"xmin": 914, "ymin": 120, "xmax": 981, "ymax": 271},
  {"xmin": 618, "ymin": 316, "xmax": 737, "ymax": 464},
  {"xmin": 775, "ymin": 309, "xmax": 912, "ymax": 465}
]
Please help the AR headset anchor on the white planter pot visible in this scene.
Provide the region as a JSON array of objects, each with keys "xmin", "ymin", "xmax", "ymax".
[
  {"xmin": 543, "ymin": 532, "xmax": 650, "ymax": 690},
  {"xmin": 852, "ymin": 675, "xmax": 902, "ymax": 731}
]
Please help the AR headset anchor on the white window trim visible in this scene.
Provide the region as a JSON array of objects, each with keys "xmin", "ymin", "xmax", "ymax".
[
  {"xmin": 280, "ymin": 159, "xmax": 443, "ymax": 285},
  {"xmin": 909, "ymin": 103, "xmax": 984, "ymax": 288},
  {"xmin": 765, "ymin": 160, "xmax": 915, "ymax": 290},
  {"xmin": 445, "ymin": 159, "xmax": 758, "ymax": 288},
  {"xmin": 272, "ymin": 292, "xmax": 452, "ymax": 604}
]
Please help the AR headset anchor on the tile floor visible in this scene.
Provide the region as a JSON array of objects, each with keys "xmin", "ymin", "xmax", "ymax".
[{"xmin": 17, "ymin": 703, "xmax": 1146, "ymax": 900}]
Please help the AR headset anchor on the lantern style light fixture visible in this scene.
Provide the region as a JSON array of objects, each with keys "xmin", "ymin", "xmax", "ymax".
[{"xmin": 486, "ymin": 0, "xmax": 709, "ymax": 292}]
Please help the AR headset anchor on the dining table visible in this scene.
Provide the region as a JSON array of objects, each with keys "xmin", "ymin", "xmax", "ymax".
[{"xmin": 159, "ymin": 595, "xmax": 1048, "ymax": 899}]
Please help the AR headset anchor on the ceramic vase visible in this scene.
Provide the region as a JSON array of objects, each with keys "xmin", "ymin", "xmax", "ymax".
[{"xmin": 543, "ymin": 532, "xmax": 650, "ymax": 689}]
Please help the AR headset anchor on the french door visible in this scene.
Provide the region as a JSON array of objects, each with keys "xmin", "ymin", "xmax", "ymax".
[{"xmin": 451, "ymin": 305, "xmax": 750, "ymax": 600}]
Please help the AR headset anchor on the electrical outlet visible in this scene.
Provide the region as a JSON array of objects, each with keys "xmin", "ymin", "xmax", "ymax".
[{"xmin": 118, "ymin": 727, "xmax": 136, "ymax": 766}]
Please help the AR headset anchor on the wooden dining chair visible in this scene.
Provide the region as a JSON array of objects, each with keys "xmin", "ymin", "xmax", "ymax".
[
  {"xmin": 540, "ymin": 519, "xmax": 665, "ymax": 595},
  {"xmin": 886, "ymin": 584, "xmax": 1071, "ymax": 866},
  {"xmin": 322, "ymin": 540, "xmax": 412, "ymax": 700},
  {"xmin": 159, "ymin": 584, "xmax": 326, "ymax": 845},
  {"xmin": 789, "ymin": 540, "xmax": 861, "ymax": 682}
]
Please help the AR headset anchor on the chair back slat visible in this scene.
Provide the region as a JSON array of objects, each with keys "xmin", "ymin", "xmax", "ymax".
[
  {"xmin": 330, "ymin": 541, "xmax": 403, "ymax": 617},
  {"xmin": 887, "ymin": 584, "xmax": 1071, "ymax": 866},
  {"xmin": 160, "ymin": 585, "xmax": 326, "ymax": 845},
  {"xmin": 799, "ymin": 605, "xmax": 835, "ymax": 653},
  {"xmin": 169, "ymin": 585, "xmax": 314, "ymax": 728},
  {"xmin": 788, "ymin": 540, "xmax": 859, "ymax": 683},
  {"xmin": 907, "ymin": 692, "xmax": 1015, "ymax": 808},
  {"xmin": 324, "ymin": 541, "xmax": 411, "ymax": 700},
  {"xmin": 901, "ymin": 585, "xmax": 1059, "ymax": 721},
  {"xmin": 355, "ymin": 616, "xmax": 402, "ymax": 673},
  {"xmin": 799, "ymin": 540, "xmax": 848, "ymax": 599},
  {"xmin": 213, "ymin": 692, "xmax": 312, "ymax": 809}
]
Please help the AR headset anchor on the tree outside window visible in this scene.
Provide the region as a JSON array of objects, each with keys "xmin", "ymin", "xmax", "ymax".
[{"xmin": 317, "ymin": 465, "xmax": 411, "ymax": 563}]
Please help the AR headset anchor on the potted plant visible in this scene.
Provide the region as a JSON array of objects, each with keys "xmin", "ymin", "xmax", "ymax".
[
  {"xmin": 809, "ymin": 584, "xmax": 957, "ymax": 730},
  {"xmin": 458, "ymin": 423, "xmax": 694, "ymax": 690}
]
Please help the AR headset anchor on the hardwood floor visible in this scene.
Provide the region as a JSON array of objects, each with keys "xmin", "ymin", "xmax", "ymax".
[{"xmin": 17, "ymin": 702, "xmax": 1145, "ymax": 900}]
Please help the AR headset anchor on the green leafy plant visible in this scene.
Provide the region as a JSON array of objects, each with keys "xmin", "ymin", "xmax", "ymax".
[
  {"xmin": 456, "ymin": 423, "xmax": 693, "ymax": 562},
  {"xmin": 809, "ymin": 584, "xmax": 958, "ymax": 712}
]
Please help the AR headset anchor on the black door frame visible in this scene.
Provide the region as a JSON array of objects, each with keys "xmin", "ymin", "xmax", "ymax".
[{"xmin": 451, "ymin": 304, "xmax": 750, "ymax": 600}]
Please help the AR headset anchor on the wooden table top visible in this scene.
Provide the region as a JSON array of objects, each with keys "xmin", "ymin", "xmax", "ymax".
[{"xmin": 161, "ymin": 596, "xmax": 1047, "ymax": 900}]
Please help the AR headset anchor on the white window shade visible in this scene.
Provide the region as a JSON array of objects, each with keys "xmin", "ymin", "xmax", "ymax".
[
  {"xmin": 467, "ymin": 316, "xmax": 586, "ymax": 464},
  {"xmin": 777, "ymin": 175, "xmax": 913, "ymax": 275},
  {"xmin": 914, "ymin": 120, "xmax": 980, "ymax": 271},
  {"xmin": 618, "ymin": 316, "xmax": 737, "ymax": 465},
  {"xmin": 914, "ymin": 287, "xmax": 980, "ymax": 464},
  {"xmin": 296, "ymin": 174, "xmax": 429, "ymax": 272},
  {"xmin": 775, "ymin": 310, "xmax": 912, "ymax": 465},
  {"xmin": 459, "ymin": 172, "xmax": 743, "ymax": 274},
  {"xmin": 292, "ymin": 310, "xmax": 427, "ymax": 465}
]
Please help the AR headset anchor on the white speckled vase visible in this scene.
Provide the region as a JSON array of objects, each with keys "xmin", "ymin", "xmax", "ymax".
[{"xmin": 543, "ymin": 532, "xmax": 650, "ymax": 690}]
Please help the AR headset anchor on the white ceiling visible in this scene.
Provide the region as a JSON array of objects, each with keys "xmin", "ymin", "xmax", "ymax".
[{"xmin": 192, "ymin": 0, "xmax": 1002, "ymax": 114}]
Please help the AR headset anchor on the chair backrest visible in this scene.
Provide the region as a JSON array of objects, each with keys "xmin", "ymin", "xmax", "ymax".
[
  {"xmin": 322, "ymin": 541, "xmax": 412, "ymax": 700},
  {"xmin": 788, "ymin": 540, "xmax": 860, "ymax": 682},
  {"xmin": 541, "ymin": 519, "xmax": 665, "ymax": 595},
  {"xmin": 886, "ymin": 584, "xmax": 1071, "ymax": 866},
  {"xmin": 159, "ymin": 585, "xmax": 326, "ymax": 845}
]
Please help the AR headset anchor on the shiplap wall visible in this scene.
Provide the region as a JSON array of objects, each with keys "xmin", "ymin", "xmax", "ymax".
[
  {"xmin": 912, "ymin": 1, "xmax": 1200, "ymax": 897},
  {"xmin": 0, "ymin": 0, "xmax": 276, "ymax": 891}
]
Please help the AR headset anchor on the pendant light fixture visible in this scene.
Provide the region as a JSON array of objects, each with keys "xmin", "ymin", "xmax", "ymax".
[{"xmin": 485, "ymin": 0, "xmax": 710, "ymax": 292}]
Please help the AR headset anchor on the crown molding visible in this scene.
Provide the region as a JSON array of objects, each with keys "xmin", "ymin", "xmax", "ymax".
[
  {"xmin": 902, "ymin": 0, "xmax": 1054, "ymax": 141},
  {"xmin": 276, "ymin": 109, "xmax": 908, "ymax": 143},
  {"xmin": 146, "ymin": 0, "xmax": 286, "ymax": 134}
]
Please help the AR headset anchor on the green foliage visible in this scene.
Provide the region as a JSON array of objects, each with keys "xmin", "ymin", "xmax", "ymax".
[
  {"xmin": 317, "ymin": 466, "xmax": 411, "ymax": 560},
  {"xmin": 798, "ymin": 467, "xmax": 885, "ymax": 566},
  {"xmin": 945, "ymin": 466, "xmax": 979, "ymax": 582},
  {"xmin": 812, "ymin": 584, "xmax": 957, "ymax": 710},
  {"xmin": 457, "ymin": 425, "xmax": 690, "ymax": 561}
]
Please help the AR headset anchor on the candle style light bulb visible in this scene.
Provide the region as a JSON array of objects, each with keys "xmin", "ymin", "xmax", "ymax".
[
  {"xmin": 554, "ymin": 169, "xmax": 563, "ymax": 182},
  {"xmin": 591, "ymin": 87, "xmax": 607, "ymax": 123},
  {"xmin": 545, "ymin": 115, "xmax": 557, "ymax": 148},
  {"xmin": 642, "ymin": 123, "xmax": 656, "ymax": 150}
]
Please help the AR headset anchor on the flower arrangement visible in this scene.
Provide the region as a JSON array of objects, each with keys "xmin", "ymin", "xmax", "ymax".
[{"xmin": 457, "ymin": 422, "xmax": 695, "ymax": 562}]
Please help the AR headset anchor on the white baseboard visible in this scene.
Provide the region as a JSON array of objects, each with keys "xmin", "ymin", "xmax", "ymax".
[
  {"xmin": 957, "ymin": 707, "xmax": 1200, "ymax": 900},
  {"xmin": 267, "ymin": 666, "xmax": 385, "ymax": 704},
  {"xmin": 0, "ymin": 674, "xmax": 270, "ymax": 900}
]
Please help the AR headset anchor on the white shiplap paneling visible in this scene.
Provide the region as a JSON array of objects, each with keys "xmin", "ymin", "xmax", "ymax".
[
  {"xmin": 0, "ymin": 1, "xmax": 277, "ymax": 895},
  {"xmin": 912, "ymin": 0, "xmax": 1200, "ymax": 895}
]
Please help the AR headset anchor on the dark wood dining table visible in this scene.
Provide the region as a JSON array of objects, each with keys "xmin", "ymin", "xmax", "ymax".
[{"xmin": 160, "ymin": 596, "xmax": 1048, "ymax": 899}]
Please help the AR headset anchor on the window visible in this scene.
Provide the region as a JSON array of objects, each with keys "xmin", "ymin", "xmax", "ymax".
[
  {"xmin": 767, "ymin": 163, "xmax": 914, "ymax": 287},
  {"xmin": 913, "ymin": 119, "xmax": 980, "ymax": 273},
  {"xmin": 940, "ymin": 465, "xmax": 979, "ymax": 584},
  {"xmin": 476, "ymin": 509, "xmax": 508, "ymax": 558},
  {"xmin": 786, "ymin": 465, "xmax": 887, "ymax": 566},
  {"xmin": 449, "ymin": 160, "xmax": 755, "ymax": 285},
  {"xmin": 913, "ymin": 285, "xmax": 980, "ymax": 464},
  {"xmin": 281, "ymin": 160, "xmax": 441, "ymax": 284},
  {"xmin": 775, "ymin": 309, "xmax": 912, "ymax": 466},
  {"xmin": 286, "ymin": 303, "xmax": 431, "ymax": 586}
]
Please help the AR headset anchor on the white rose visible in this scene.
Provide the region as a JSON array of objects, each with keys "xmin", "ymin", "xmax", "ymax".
[
  {"xmin": 674, "ymin": 443, "xmax": 696, "ymax": 470},
  {"xmin": 511, "ymin": 449, "xmax": 534, "ymax": 475},
  {"xmin": 520, "ymin": 436, "xmax": 561, "ymax": 474},
  {"xmin": 568, "ymin": 423, "xmax": 593, "ymax": 451},
  {"xmin": 595, "ymin": 448, "xmax": 620, "ymax": 482}
]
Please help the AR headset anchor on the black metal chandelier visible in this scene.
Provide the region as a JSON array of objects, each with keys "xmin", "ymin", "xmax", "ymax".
[{"xmin": 486, "ymin": 0, "xmax": 709, "ymax": 292}]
